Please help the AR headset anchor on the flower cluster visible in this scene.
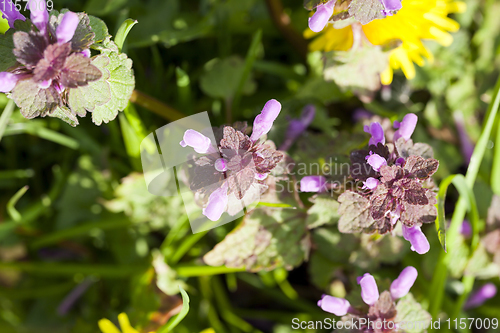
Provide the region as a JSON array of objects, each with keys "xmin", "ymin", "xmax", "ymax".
[
  {"xmin": 301, "ymin": 113, "xmax": 439, "ymax": 254},
  {"xmin": 180, "ymin": 99, "xmax": 284, "ymax": 221},
  {"xmin": 318, "ymin": 266, "xmax": 429, "ymax": 331},
  {"xmin": 0, "ymin": 0, "xmax": 135, "ymax": 125}
]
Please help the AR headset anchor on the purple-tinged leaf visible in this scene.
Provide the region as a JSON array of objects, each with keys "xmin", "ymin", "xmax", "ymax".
[
  {"xmin": 403, "ymin": 155, "xmax": 439, "ymax": 180},
  {"xmin": 370, "ymin": 185, "xmax": 395, "ymax": 220},
  {"xmin": 13, "ymin": 31, "xmax": 47, "ymax": 69},
  {"xmin": 60, "ymin": 53, "xmax": 102, "ymax": 88},
  {"xmin": 33, "ymin": 43, "xmax": 71, "ymax": 82},
  {"xmin": 338, "ymin": 191, "xmax": 375, "ymax": 233},
  {"xmin": 12, "ymin": 78, "xmax": 61, "ymax": 119},
  {"xmin": 49, "ymin": 12, "xmax": 94, "ymax": 52},
  {"xmin": 395, "ymin": 137, "xmax": 434, "ymax": 159}
]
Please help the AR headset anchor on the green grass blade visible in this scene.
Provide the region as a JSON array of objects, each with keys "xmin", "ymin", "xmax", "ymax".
[
  {"xmin": 114, "ymin": 18, "xmax": 138, "ymax": 51},
  {"xmin": 0, "ymin": 99, "xmax": 15, "ymax": 142},
  {"xmin": 157, "ymin": 286, "xmax": 190, "ymax": 333},
  {"xmin": 7, "ymin": 186, "xmax": 29, "ymax": 222}
]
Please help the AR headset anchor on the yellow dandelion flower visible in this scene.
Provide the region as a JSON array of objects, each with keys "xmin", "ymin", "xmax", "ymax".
[
  {"xmin": 304, "ymin": 0, "xmax": 466, "ymax": 84},
  {"xmin": 98, "ymin": 313, "xmax": 152, "ymax": 333}
]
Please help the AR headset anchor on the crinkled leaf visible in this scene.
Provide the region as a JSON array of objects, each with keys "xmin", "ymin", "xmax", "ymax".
[
  {"xmin": 370, "ymin": 185, "xmax": 395, "ymax": 220},
  {"xmin": 33, "ymin": 43, "xmax": 71, "ymax": 82},
  {"xmin": 61, "ymin": 53, "xmax": 102, "ymax": 88},
  {"xmin": 0, "ymin": 29, "xmax": 17, "ymax": 72},
  {"xmin": 88, "ymin": 15, "xmax": 110, "ymax": 43},
  {"xmin": 338, "ymin": 191, "xmax": 375, "ymax": 233},
  {"xmin": 324, "ymin": 46, "xmax": 388, "ymax": 99},
  {"xmin": 403, "ymin": 155, "xmax": 439, "ymax": 180},
  {"xmin": 306, "ymin": 195, "xmax": 340, "ymax": 229},
  {"xmin": 200, "ymin": 56, "xmax": 256, "ymax": 100},
  {"xmin": 370, "ymin": 291, "xmax": 397, "ymax": 319},
  {"xmin": 395, "ymin": 138, "xmax": 434, "ymax": 159},
  {"xmin": 13, "ymin": 31, "xmax": 47, "ymax": 69},
  {"xmin": 394, "ymin": 293, "xmax": 431, "ymax": 333},
  {"xmin": 12, "ymin": 79, "xmax": 61, "ymax": 118},
  {"xmin": 91, "ymin": 40, "xmax": 135, "ymax": 125},
  {"xmin": 67, "ymin": 54, "xmax": 111, "ymax": 117},
  {"xmin": 203, "ymin": 209, "xmax": 309, "ymax": 272},
  {"xmin": 348, "ymin": 0, "xmax": 385, "ymax": 25},
  {"xmin": 49, "ymin": 106, "xmax": 79, "ymax": 127},
  {"xmin": 49, "ymin": 12, "xmax": 95, "ymax": 52}
]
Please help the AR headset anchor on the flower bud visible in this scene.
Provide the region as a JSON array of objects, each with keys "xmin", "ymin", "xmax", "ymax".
[
  {"xmin": 393, "ymin": 113, "xmax": 418, "ymax": 142},
  {"xmin": 300, "ymin": 176, "xmax": 326, "ymax": 192},
  {"xmin": 180, "ymin": 129, "xmax": 216, "ymax": 154},
  {"xmin": 364, "ymin": 122, "xmax": 385, "ymax": 146},
  {"xmin": 308, "ymin": 1, "xmax": 335, "ymax": 33},
  {"xmin": 250, "ymin": 99, "xmax": 281, "ymax": 141},
  {"xmin": 360, "ymin": 273, "xmax": 379, "ymax": 305},
  {"xmin": 390, "ymin": 266, "xmax": 418, "ymax": 299},
  {"xmin": 317, "ymin": 295, "xmax": 350, "ymax": 316},
  {"xmin": 402, "ymin": 225, "xmax": 430, "ymax": 254}
]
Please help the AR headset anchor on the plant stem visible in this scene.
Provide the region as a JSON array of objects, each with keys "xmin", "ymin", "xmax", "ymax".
[{"xmin": 130, "ymin": 90, "xmax": 186, "ymax": 121}]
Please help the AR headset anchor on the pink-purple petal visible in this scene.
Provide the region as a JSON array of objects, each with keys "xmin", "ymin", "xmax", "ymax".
[
  {"xmin": 30, "ymin": 0, "xmax": 49, "ymax": 34},
  {"xmin": 203, "ymin": 186, "xmax": 228, "ymax": 221},
  {"xmin": 56, "ymin": 11, "xmax": 79, "ymax": 44},
  {"xmin": 1, "ymin": 0, "xmax": 26, "ymax": 27},
  {"xmin": 308, "ymin": 1, "xmax": 335, "ymax": 33},
  {"xmin": 402, "ymin": 225, "xmax": 430, "ymax": 254},
  {"xmin": 0, "ymin": 72, "xmax": 19, "ymax": 92},
  {"xmin": 360, "ymin": 274, "xmax": 379, "ymax": 305},
  {"xmin": 390, "ymin": 266, "xmax": 418, "ymax": 299},
  {"xmin": 393, "ymin": 113, "xmax": 418, "ymax": 142},
  {"xmin": 464, "ymin": 283, "xmax": 497, "ymax": 309},
  {"xmin": 364, "ymin": 122, "xmax": 385, "ymax": 146},
  {"xmin": 250, "ymin": 99, "xmax": 281, "ymax": 141},
  {"xmin": 362, "ymin": 177, "xmax": 380, "ymax": 190},
  {"xmin": 317, "ymin": 295, "xmax": 350, "ymax": 316},
  {"xmin": 180, "ymin": 129, "xmax": 215, "ymax": 154},
  {"xmin": 366, "ymin": 153, "xmax": 387, "ymax": 172},
  {"xmin": 300, "ymin": 175, "xmax": 326, "ymax": 192}
]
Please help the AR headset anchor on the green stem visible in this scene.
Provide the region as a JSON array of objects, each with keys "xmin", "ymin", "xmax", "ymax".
[
  {"xmin": 130, "ymin": 90, "xmax": 186, "ymax": 121},
  {"xmin": 0, "ymin": 99, "xmax": 15, "ymax": 142}
]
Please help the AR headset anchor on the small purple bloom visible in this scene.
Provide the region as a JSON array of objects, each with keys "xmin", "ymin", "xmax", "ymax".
[
  {"xmin": 395, "ymin": 157, "xmax": 405, "ymax": 167},
  {"xmin": 362, "ymin": 177, "xmax": 380, "ymax": 190},
  {"xmin": 308, "ymin": 1, "xmax": 335, "ymax": 33},
  {"xmin": 460, "ymin": 220, "xmax": 472, "ymax": 238},
  {"xmin": 57, "ymin": 279, "xmax": 93, "ymax": 316},
  {"xmin": 317, "ymin": 295, "xmax": 351, "ymax": 316},
  {"xmin": 366, "ymin": 153, "xmax": 387, "ymax": 172},
  {"xmin": 203, "ymin": 185, "xmax": 228, "ymax": 221},
  {"xmin": 453, "ymin": 113, "xmax": 474, "ymax": 165},
  {"xmin": 464, "ymin": 283, "xmax": 497, "ymax": 310},
  {"xmin": 359, "ymin": 273, "xmax": 379, "ymax": 305},
  {"xmin": 390, "ymin": 266, "xmax": 418, "ymax": 299},
  {"xmin": 254, "ymin": 173, "xmax": 268, "ymax": 180},
  {"xmin": 1, "ymin": 0, "xmax": 26, "ymax": 27},
  {"xmin": 0, "ymin": 72, "xmax": 20, "ymax": 92},
  {"xmin": 300, "ymin": 175, "xmax": 326, "ymax": 192},
  {"xmin": 56, "ymin": 11, "xmax": 79, "ymax": 44},
  {"xmin": 364, "ymin": 122, "xmax": 385, "ymax": 146},
  {"xmin": 250, "ymin": 99, "xmax": 282, "ymax": 142},
  {"xmin": 279, "ymin": 104, "xmax": 315, "ymax": 150},
  {"xmin": 214, "ymin": 158, "xmax": 228, "ymax": 172},
  {"xmin": 393, "ymin": 113, "xmax": 418, "ymax": 142},
  {"xmin": 180, "ymin": 129, "xmax": 216, "ymax": 154},
  {"xmin": 380, "ymin": 0, "xmax": 402, "ymax": 15},
  {"xmin": 402, "ymin": 225, "xmax": 430, "ymax": 254},
  {"xmin": 30, "ymin": 0, "xmax": 49, "ymax": 35},
  {"xmin": 80, "ymin": 49, "xmax": 91, "ymax": 58}
]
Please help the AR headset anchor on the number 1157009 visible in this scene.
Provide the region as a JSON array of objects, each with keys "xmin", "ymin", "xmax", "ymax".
[{"xmin": 1, "ymin": 0, "xmax": 53, "ymax": 13}]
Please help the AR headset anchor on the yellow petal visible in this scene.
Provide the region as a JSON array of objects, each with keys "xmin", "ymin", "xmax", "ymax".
[
  {"xmin": 117, "ymin": 313, "xmax": 140, "ymax": 333},
  {"xmin": 381, "ymin": 66, "xmax": 394, "ymax": 85},
  {"xmin": 98, "ymin": 319, "xmax": 122, "ymax": 333}
]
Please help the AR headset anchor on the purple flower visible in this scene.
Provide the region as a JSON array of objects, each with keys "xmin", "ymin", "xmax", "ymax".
[
  {"xmin": 366, "ymin": 152, "xmax": 387, "ymax": 172},
  {"xmin": 362, "ymin": 177, "xmax": 380, "ymax": 190},
  {"xmin": 364, "ymin": 122, "xmax": 385, "ymax": 146},
  {"xmin": 0, "ymin": 72, "xmax": 20, "ymax": 93},
  {"xmin": 460, "ymin": 220, "xmax": 472, "ymax": 238},
  {"xmin": 1, "ymin": 0, "xmax": 26, "ymax": 27},
  {"xmin": 250, "ymin": 99, "xmax": 282, "ymax": 142},
  {"xmin": 464, "ymin": 283, "xmax": 497, "ymax": 310},
  {"xmin": 30, "ymin": 0, "xmax": 49, "ymax": 35},
  {"xmin": 57, "ymin": 279, "xmax": 93, "ymax": 316},
  {"xmin": 279, "ymin": 104, "xmax": 315, "ymax": 151},
  {"xmin": 300, "ymin": 175, "xmax": 326, "ymax": 192},
  {"xmin": 359, "ymin": 273, "xmax": 380, "ymax": 305},
  {"xmin": 393, "ymin": 113, "xmax": 418, "ymax": 142},
  {"xmin": 214, "ymin": 158, "xmax": 228, "ymax": 172},
  {"xmin": 317, "ymin": 295, "xmax": 351, "ymax": 316},
  {"xmin": 380, "ymin": 0, "xmax": 402, "ymax": 15},
  {"xmin": 390, "ymin": 266, "xmax": 418, "ymax": 299},
  {"xmin": 203, "ymin": 184, "xmax": 229, "ymax": 221},
  {"xmin": 180, "ymin": 129, "xmax": 217, "ymax": 154},
  {"xmin": 308, "ymin": 1, "xmax": 335, "ymax": 32},
  {"xmin": 402, "ymin": 225, "xmax": 430, "ymax": 254},
  {"xmin": 453, "ymin": 112, "xmax": 474, "ymax": 165},
  {"xmin": 56, "ymin": 12, "xmax": 80, "ymax": 44}
]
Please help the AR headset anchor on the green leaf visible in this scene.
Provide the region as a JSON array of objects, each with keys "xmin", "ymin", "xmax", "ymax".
[
  {"xmin": 200, "ymin": 56, "xmax": 256, "ymax": 100},
  {"xmin": 306, "ymin": 195, "xmax": 340, "ymax": 229},
  {"xmin": 48, "ymin": 107, "xmax": 79, "ymax": 127},
  {"xmin": 157, "ymin": 286, "xmax": 190, "ymax": 333},
  {"xmin": 152, "ymin": 250, "xmax": 187, "ymax": 296},
  {"xmin": 464, "ymin": 243, "xmax": 500, "ymax": 279},
  {"xmin": 0, "ymin": 29, "xmax": 17, "ymax": 72},
  {"xmin": 88, "ymin": 15, "xmax": 110, "ymax": 43},
  {"xmin": 7, "ymin": 186, "xmax": 28, "ymax": 222},
  {"xmin": 323, "ymin": 45, "xmax": 388, "ymax": 100},
  {"xmin": 203, "ymin": 209, "xmax": 309, "ymax": 272},
  {"xmin": 114, "ymin": 19, "xmax": 138, "ymax": 52},
  {"xmin": 394, "ymin": 293, "xmax": 432, "ymax": 333},
  {"xmin": 337, "ymin": 191, "xmax": 375, "ymax": 233}
]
